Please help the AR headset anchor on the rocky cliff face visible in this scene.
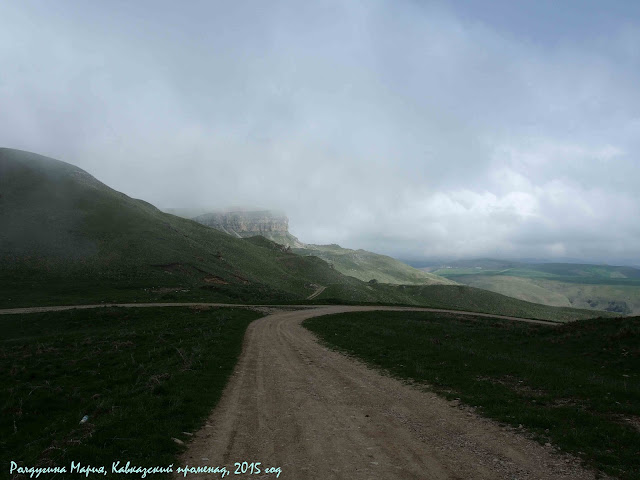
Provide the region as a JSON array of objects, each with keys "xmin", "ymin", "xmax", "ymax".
[{"xmin": 193, "ymin": 210, "xmax": 290, "ymax": 237}]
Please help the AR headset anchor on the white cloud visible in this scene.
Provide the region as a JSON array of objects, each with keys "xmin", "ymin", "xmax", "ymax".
[{"xmin": 0, "ymin": 0, "xmax": 639, "ymax": 263}]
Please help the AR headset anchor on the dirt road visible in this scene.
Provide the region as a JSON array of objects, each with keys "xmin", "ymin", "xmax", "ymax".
[
  {"xmin": 180, "ymin": 306, "xmax": 597, "ymax": 480},
  {"xmin": 0, "ymin": 303, "xmax": 559, "ymax": 326},
  {"xmin": 1, "ymin": 302, "xmax": 596, "ymax": 477}
]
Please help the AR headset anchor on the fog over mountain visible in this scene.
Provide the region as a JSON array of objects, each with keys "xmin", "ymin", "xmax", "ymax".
[{"xmin": 1, "ymin": 1, "xmax": 639, "ymax": 264}]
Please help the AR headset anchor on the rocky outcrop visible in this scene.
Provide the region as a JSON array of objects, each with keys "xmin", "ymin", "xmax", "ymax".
[
  {"xmin": 194, "ymin": 210, "xmax": 288, "ymax": 236},
  {"xmin": 191, "ymin": 208, "xmax": 453, "ymax": 285}
]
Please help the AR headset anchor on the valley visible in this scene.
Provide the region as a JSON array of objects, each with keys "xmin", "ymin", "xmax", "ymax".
[{"xmin": 423, "ymin": 259, "xmax": 640, "ymax": 315}]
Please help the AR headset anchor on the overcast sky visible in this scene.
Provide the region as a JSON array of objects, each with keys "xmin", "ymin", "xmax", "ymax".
[{"xmin": 1, "ymin": 1, "xmax": 639, "ymax": 264}]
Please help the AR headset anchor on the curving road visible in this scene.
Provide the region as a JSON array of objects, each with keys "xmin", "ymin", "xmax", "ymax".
[
  {"xmin": 1, "ymin": 302, "xmax": 597, "ymax": 478},
  {"xmin": 177, "ymin": 305, "xmax": 596, "ymax": 480}
]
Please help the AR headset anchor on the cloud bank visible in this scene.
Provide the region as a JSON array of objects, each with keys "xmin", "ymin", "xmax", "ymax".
[{"xmin": 1, "ymin": 0, "xmax": 639, "ymax": 263}]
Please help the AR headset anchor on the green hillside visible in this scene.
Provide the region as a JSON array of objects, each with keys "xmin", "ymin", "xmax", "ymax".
[
  {"xmin": 293, "ymin": 244, "xmax": 457, "ymax": 286},
  {"xmin": 187, "ymin": 208, "xmax": 453, "ymax": 286},
  {"xmin": 430, "ymin": 259, "xmax": 640, "ymax": 282},
  {"xmin": 429, "ymin": 259, "xmax": 640, "ymax": 315},
  {"xmin": 317, "ymin": 283, "xmax": 607, "ymax": 322},
  {"xmin": 0, "ymin": 148, "xmax": 364, "ymax": 307},
  {"xmin": 1, "ymin": 307, "xmax": 261, "ymax": 477},
  {"xmin": 304, "ymin": 312, "xmax": 640, "ymax": 480},
  {"xmin": 0, "ymin": 148, "xmax": 608, "ymax": 322},
  {"xmin": 245, "ymin": 230, "xmax": 304, "ymax": 248}
]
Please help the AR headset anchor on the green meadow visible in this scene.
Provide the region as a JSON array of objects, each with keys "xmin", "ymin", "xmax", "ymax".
[
  {"xmin": 304, "ymin": 311, "xmax": 640, "ymax": 480},
  {"xmin": 1, "ymin": 307, "xmax": 261, "ymax": 479}
]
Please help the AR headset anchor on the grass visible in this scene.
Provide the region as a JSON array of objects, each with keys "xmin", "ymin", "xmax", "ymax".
[
  {"xmin": 188, "ymin": 208, "xmax": 453, "ymax": 287},
  {"xmin": 0, "ymin": 148, "xmax": 367, "ymax": 308},
  {"xmin": 445, "ymin": 274, "xmax": 640, "ymax": 315},
  {"xmin": 0, "ymin": 148, "xmax": 609, "ymax": 324},
  {"xmin": 304, "ymin": 311, "xmax": 640, "ymax": 480},
  {"xmin": 1, "ymin": 306, "xmax": 262, "ymax": 479},
  {"xmin": 318, "ymin": 283, "xmax": 610, "ymax": 322},
  {"xmin": 430, "ymin": 258, "xmax": 640, "ymax": 315},
  {"xmin": 430, "ymin": 259, "xmax": 640, "ymax": 283},
  {"xmin": 292, "ymin": 244, "xmax": 456, "ymax": 286},
  {"xmin": 443, "ymin": 272, "xmax": 640, "ymax": 287}
]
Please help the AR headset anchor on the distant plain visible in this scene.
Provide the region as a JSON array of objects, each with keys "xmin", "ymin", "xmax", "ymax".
[{"xmin": 423, "ymin": 259, "xmax": 640, "ymax": 315}]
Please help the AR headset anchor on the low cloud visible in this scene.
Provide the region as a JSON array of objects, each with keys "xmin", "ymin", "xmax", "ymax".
[{"xmin": 1, "ymin": 0, "xmax": 638, "ymax": 264}]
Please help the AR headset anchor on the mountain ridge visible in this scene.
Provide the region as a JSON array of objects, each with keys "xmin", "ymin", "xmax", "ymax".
[
  {"xmin": 187, "ymin": 208, "xmax": 454, "ymax": 285},
  {"xmin": 0, "ymin": 147, "xmax": 607, "ymax": 321}
]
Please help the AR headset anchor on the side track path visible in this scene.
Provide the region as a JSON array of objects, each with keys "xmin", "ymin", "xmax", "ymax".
[{"xmin": 306, "ymin": 285, "xmax": 327, "ymax": 300}]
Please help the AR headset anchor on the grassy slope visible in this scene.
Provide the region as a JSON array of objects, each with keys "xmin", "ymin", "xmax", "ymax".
[
  {"xmin": 304, "ymin": 311, "xmax": 640, "ymax": 480},
  {"xmin": 0, "ymin": 149, "xmax": 606, "ymax": 322},
  {"xmin": 447, "ymin": 275, "xmax": 640, "ymax": 315},
  {"xmin": 430, "ymin": 259, "xmax": 640, "ymax": 281},
  {"xmin": 450, "ymin": 275, "xmax": 573, "ymax": 307},
  {"xmin": 245, "ymin": 230, "xmax": 305, "ymax": 248},
  {"xmin": 293, "ymin": 244, "xmax": 456, "ymax": 286},
  {"xmin": 187, "ymin": 208, "xmax": 453, "ymax": 286},
  {"xmin": 0, "ymin": 148, "xmax": 365, "ymax": 307},
  {"xmin": 319, "ymin": 283, "xmax": 611, "ymax": 322},
  {"xmin": 430, "ymin": 259, "xmax": 640, "ymax": 315},
  {"xmin": 1, "ymin": 306, "xmax": 262, "ymax": 478}
]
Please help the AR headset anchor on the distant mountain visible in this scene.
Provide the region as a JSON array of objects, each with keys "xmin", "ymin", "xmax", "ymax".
[
  {"xmin": 189, "ymin": 209, "xmax": 453, "ymax": 285},
  {"xmin": 428, "ymin": 258, "xmax": 640, "ymax": 281}
]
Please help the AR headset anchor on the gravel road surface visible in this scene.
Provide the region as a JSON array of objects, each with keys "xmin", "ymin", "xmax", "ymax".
[{"xmin": 179, "ymin": 306, "xmax": 597, "ymax": 480}]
